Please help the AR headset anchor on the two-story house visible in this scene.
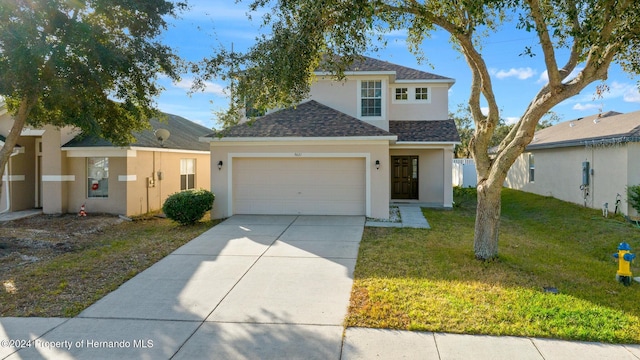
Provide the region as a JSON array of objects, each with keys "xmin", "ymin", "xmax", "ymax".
[{"xmin": 202, "ymin": 56, "xmax": 459, "ymax": 219}]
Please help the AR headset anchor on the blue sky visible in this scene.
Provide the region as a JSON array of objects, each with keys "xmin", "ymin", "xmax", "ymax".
[{"xmin": 156, "ymin": 0, "xmax": 640, "ymax": 129}]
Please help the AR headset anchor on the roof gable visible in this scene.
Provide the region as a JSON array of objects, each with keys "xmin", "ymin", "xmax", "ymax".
[
  {"xmin": 209, "ymin": 100, "xmax": 394, "ymax": 139},
  {"xmin": 64, "ymin": 113, "xmax": 211, "ymax": 151}
]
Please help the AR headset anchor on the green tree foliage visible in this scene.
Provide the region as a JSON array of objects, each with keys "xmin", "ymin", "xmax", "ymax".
[
  {"xmin": 0, "ymin": 0, "xmax": 185, "ymax": 195},
  {"xmin": 627, "ymin": 185, "xmax": 640, "ymax": 214},
  {"xmin": 204, "ymin": 0, "xmax": 640, "ymax": 260},
  {"xmin": 162, "ymin": 189, "xmax": 215, "ymax": 225}
]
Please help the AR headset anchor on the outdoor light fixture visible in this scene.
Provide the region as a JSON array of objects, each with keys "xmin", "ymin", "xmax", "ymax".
[
  {"xmin": 217, "ymin": 160, "xmax": 223, "ymax": 170},
  {"xmin": 375, "ymin": 160, "xmax": 380, "ymax": 170}
]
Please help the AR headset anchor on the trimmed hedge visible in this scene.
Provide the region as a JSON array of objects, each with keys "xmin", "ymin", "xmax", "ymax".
[{"xmin": 162, "ymin": 189, "xmax": 215, "ymax": 225}]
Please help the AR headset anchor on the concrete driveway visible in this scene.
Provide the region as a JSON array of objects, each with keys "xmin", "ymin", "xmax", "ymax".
[{"xmin": 3, "ymin": 215, "xmax": 364, "ymax": 359}]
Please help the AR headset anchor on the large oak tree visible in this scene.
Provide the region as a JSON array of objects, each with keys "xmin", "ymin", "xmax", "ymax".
[
  {"xmin": 205, "ymin": 0, "xmax": 640, "ymax": 260},
  {"xmin": 0, "ymin": 0, "xmax": 185, "ymax": 200}
]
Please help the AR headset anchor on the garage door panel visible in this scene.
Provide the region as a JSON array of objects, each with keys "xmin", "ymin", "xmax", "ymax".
[{"xmin": 233, "ymin": 158, "xmax": 365, "ymax": 215}]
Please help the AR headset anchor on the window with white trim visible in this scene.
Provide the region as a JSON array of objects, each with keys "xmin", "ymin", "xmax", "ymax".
[
  {"xmin": 87, "ymin": 157, "xmax": 109, "ymax": 198},
  {"xmin": 415, "ymin": 87, "xmax": 429, "ymax": 100},
  {"xmin": 360, "ymin": 80, "xmax": 382, "ymax": 117},
  {"xmin": 180, "ymin": 159, "xmax": 196, "ymax": 190},
  {"xmin": 395, "ymin": 87, "xmax": 408, "ymax": 101}
]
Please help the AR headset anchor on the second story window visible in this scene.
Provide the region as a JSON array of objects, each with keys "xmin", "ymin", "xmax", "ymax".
[
  {"xmin": 415, "ymin": 87, "xmax": 429, "ymax": 100},
  {"xmin": 395, "ymin": 88, "xmax": 408, "ymax": 101},
  {"xmin": 361, "ymin": 80, "xmax": 382, "ymax": 117}
]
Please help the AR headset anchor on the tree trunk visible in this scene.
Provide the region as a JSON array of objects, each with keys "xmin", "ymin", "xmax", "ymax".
[{"xmin": 474, "ymin": 181, "xmax": 502, "ymax": 261}]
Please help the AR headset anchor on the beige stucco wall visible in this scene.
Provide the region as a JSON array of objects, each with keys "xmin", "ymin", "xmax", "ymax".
[
  {"xmin": 390, "ymin": 147, "xmax": 454, "ymax": 207},
  {"xmin": 64, "ymin": 150, "xmax": 211, "ymax": 217},
  {"xmin": 41, "ymin": 126, "xmax": 70, "ymax": 214},
  {"xmin": 8, "ymin": 136, "xmax": 36, "ymax": 211},
  {"xmin": 123, "ymin": 150, "xmax": 210, "ymax": 216},
  {"xmin": 505, "ymin": 145, "xmax": 634, "ymax": 215},
  {"xmin": 388, "ymin": 85, "xmax": 450, "ymax": 121},
  {"xmin": 65, "ymin": 156, "xmax": 127, "ymax": 215},
  {"xmin": 209, "ymin": 140, "xmax": 390, "ymax": 219},
  {"xmin": 309, "ymin": 75, "xmax": 450, "ymax": 128}
]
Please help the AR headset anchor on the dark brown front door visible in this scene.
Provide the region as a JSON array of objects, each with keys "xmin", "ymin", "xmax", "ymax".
[{"xmin": 391, "ymin": 156, "xmax": 419, "ymax": 199}]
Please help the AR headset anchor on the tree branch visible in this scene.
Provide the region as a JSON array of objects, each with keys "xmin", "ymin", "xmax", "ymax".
[{"xmin": 526, "ymin": 0, "xmax": 561, "ymax": 88}]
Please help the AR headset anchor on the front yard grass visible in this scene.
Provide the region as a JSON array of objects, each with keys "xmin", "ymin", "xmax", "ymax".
[
  {"xmin": 1, "ymin": 215, "xmax": 219, "ymax": 317},
  {"xmin": 346, "ymin": 188, "xmax": 640, "ymax": 344}
]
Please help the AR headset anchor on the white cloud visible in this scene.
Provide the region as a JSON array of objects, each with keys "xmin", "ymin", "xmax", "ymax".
[
  {"xmin": 492, "ymin": 67, "xmax": 536, "ymax": 80},
  {"xmin": 481, "ymin": 107, "xmax": 489, "ymax": 116},
  {"xmin": 608, "ymin": 81, "xmax": 640, "ymax": 103},
  {"xmin": 573, "ymin": 103, "xmax": 601, "ymax": 111},
  {"xmin": 173, "ymin": 78, "xmax": 226, "ymax": 96},
  {"xmin": 504, "ymin": 117, "xmax": 520, "ymax": 125},
  {"xmin": 537, "ymin": 67, "xmax": 583, "ymax": 84}
]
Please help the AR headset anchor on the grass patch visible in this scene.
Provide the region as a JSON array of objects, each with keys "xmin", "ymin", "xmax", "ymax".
[
  {"xmin": 346, "ymin": 188, "xmax": 640, "ymax": 343},
  {"xmin": 0, "ymin": 216, "xmax": 220, "ymax": 317}
]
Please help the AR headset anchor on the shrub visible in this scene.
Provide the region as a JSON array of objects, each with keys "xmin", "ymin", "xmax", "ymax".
[
  {"xmin": 162, "ymin": 189, "xmax": 215, "ymax": 225},
  {"xmin": 627, "ymin": 185, "xmax": 640, "ymax": 214}
]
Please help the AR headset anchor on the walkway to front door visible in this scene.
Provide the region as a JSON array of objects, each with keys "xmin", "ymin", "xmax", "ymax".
[{"xmin": 391, "ymin": 156, "xmax": 419, "ymax": 200}]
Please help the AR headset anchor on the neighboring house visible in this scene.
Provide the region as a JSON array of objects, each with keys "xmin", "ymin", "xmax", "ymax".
[
  {"xmin": 202, "ymin": 56, "xmax": 460, "ymax": 219},
  {"xmin": 0, "ymin": 104, "xmax": 211, "ymax": 216},
  {"xmin": 504, "ymin": 110, "xmax": 640, "ymax": 215}
]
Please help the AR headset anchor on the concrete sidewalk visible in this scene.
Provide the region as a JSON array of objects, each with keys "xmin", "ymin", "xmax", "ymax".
[{"xmin": 1, "ymin": 215, "xmax": 639, "ymax": 359}]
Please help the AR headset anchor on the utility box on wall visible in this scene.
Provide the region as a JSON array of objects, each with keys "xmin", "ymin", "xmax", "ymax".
[{"xmin": 582, "ymin": 161, "xmax": 590, "ymax": 186}]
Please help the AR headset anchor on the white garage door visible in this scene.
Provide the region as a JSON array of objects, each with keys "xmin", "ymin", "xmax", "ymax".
[{"xmin": 233, "ymin": 157, "xmax": 366, "ymax": 215}]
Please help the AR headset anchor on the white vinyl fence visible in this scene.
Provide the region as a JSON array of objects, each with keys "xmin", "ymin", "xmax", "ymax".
[{"xmin": 452, "ymin": 159, "xmax": 477, "ymax": 188}]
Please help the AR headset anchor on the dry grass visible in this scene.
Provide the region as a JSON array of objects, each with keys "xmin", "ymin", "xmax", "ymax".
[
  {"xmin": 0, "ymin": 215, "xmax": 219, "ymax": 317},
  {"xmin": 346, "ymin": 188, "xmax": 640, "ymax": 344}
]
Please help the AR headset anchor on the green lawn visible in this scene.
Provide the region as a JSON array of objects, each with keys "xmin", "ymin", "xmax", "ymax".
[{"xmin": 346, "ymin": 188, "xmax": 640, "ymax": 344}]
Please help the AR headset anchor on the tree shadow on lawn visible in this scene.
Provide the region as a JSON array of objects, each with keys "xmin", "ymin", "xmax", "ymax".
[{"xmin": 349, "ymin": 190, "xmax": 640, "ymax": 344}]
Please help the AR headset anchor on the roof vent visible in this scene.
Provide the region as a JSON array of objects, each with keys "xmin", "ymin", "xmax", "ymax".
[
  {"xmin": 569, "ymin": 122, "xmax": 575, "ymax": 128},
  {"xmin": 593, "ymin": 118, "xmax": 600, "ymax": 124}
]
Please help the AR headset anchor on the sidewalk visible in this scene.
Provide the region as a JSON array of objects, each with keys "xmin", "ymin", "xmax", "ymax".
[
  {"xmin": 366, "ymin": 204, "xmax": 431, "ymax": 229},
  {"xmin": 343, "ymin": 328, "xmax": 640, "ymax": 360}
]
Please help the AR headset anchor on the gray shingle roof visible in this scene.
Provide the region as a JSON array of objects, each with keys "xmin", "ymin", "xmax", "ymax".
[
  {"xmin": 207, "ymin": 101, "xmax": 460, "ymax": 143},
  {"xmin": 526, "ymin": 111, "xmax": 640, "ymax": 150},
  {"xmin": 318, "ymin": 56, "xmax": 454, "ymax": 81},
  {"xmin": 208, "ymin": 100, "xmax": 394, "ymax": 138},
  {"xmin": 63, "ymin": 113, "xmax": 211, "ymax": 151},
  {"xmin": 389, "ymin": 120, "xmax": 460, "ymax": 142}
]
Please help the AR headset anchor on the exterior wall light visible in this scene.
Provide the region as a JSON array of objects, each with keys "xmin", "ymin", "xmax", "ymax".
[
  {"xmin": 217, "ymin": 160, "xmax": 223, "ymax": 170},
  {"xmin": 375, "ymin": 160, "xmax": 380, "ymax": 170}
]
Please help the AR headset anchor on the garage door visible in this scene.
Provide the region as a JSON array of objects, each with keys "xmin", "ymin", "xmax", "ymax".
[{"xmin": 233, "ymin": 157, "xmax": 366, "ymax": 215}]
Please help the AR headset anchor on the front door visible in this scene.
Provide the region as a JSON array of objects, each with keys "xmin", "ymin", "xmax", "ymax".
[{"xmin": 391, "ymin": 156, "xmax": 419, "ymax": 199}]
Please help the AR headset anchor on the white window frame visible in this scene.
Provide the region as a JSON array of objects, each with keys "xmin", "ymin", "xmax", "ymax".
[
  {"xmin": 87, "ymin": 157, "xmax": 109, "ymax": 198},
  {"xmin": 180, "ymin": 158, "xmax": 196, "ymax": 190},
  {"xmin": 394, "ymin": 87, "xmax": 408, "ymax": 101},
  {"xmin": 392, "ymin": 85, "xmax": 432, "ymax": 104},
  {"xmin": 357, "ymin": 78, "xmax": 386, "ymax": 119},
  {"xmin": 415, "ymin": 87, "xmax": 429, "ymax": 101}
]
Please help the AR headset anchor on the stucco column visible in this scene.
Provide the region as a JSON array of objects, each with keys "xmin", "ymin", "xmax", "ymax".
[
  {"xmin": 443, "ymin": 146, "xmax": 454, "ymax": 208},
  {"xmin": 41, "ymin": 126, "xmax": 70, "ymax": 214}
]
